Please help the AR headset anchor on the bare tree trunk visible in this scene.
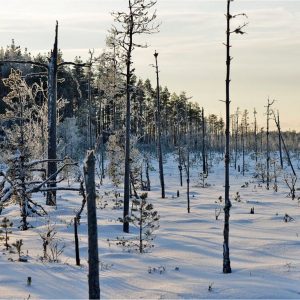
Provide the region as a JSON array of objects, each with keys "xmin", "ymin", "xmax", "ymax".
[
  {"xmin": 253, "ymin": 108, "xmax": 258, "ymax": 163},
  {"xmin": 74, "ymin": 217, "xmax": 80, "ymax": 266},
  {"xmin": 187, "ymin": 116, "xmax": 190, "ymax": 214},
  {"xmin": 145, "ymin": 157, "xmax": 151, "ymax": 191},
  {"xmin": 202, "ymin": 108, "xmax": 206, "ymax": 174},
  {"xmin": 46, "ymin": 22, "xmax": 58, "ymax": 206},
  {"xmin": 84, "ymin": 151, "xmax": 100, "ymax": 300},
  {"xmin": 242, "ymin": 125, "xmax": 245, "ymax": 176},
  {"xmin": 277, "ymin": 111, "xmax": 283, "ymax": 169},
  {"xmin": 274, "ymin": 116, "xmax": 296, "ymax": 177},
  {"xmin": 123, "ymin": 12, "xmax": 134, "ymax": 233},
  {"xmin": 154, "ymin": 51, "xmax": 165, "ymax": 198},
  {"xmin": 266, "ymin": 98, "xmax": 274, "ymax": 190},
  {"xmin": 88, "ymin": 65, "xmax": 93, "ymax": 150},
  {"xmin": 223, "ymin": 0, "xmax": 232, "ymax": 274},
  {"xmin": 234, "ymin": 109, "xmax": 239, "ymax": 170}
]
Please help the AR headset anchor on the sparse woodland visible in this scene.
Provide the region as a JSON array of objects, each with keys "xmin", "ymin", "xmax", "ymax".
[{"xmin": 0, "ymin": 0, "xmax": 300, "ymax": 299}]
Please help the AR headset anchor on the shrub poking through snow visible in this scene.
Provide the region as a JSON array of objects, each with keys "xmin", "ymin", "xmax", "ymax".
[
  {"xmin": 283, "ymin": 213, "xmax": 294, "ymax": 223},
  {"xmin": 234, "ymin": 192, "xmax": 241, "ymax": 202},
  {"xmin": 39, "ymin": 222, "xmax": 65, "ymax": 262},
  {"xmin": 12, "ymin": 239, "xmax": 24, "ymax": 261},
  {"xmin": 214, "ymin": 196, "xmax": 223, "ymax": 220}
]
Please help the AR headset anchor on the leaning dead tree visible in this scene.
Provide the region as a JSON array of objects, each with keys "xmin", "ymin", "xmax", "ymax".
[
  {"xmin": 273, "ymin": 111, "xmax": 297, "ymax": 178},
  {"xmin": 223, "ymin": 0, "xmax": 247, "ymax": 274},
  {"xmin": 0, "ymin": 21, "xmax": 86, "ymax": 206},
  {"xmin": 112, "ymin": 0, "xmax": 159, "ymax": 233}
]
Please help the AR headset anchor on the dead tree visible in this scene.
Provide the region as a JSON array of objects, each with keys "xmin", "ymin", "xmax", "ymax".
[
  {"xmin": 0, "ymin": 21, "xmax": 86, "ymax": 206},
  {"xmin": 154, "ymin": 51, "xmax": 165, "ymax": 198},
  {"xmin": 253, "ymin": 108, "xmax": 258, "ymax": 163},
  {"xmin": 202, "ymin": 107, "xmax": 207, "ymax": 174},
  {"xmin": 112, "ymin": 0, "xmax": 158, "ymax": 233},
  {"xmin": 223, "ymin": 0, "xmax": 247, "ymax": 274},
  {"xmin": 277, "ymin": 111, "xmax": 283, "ymax": 169},
  {"xmin": 265, "ymin": 98, "xmax": 275, "ymax": 190},
  {"xmin": 273, "ymin": 112, "xmax": 297, "ymax": 195},
  {"xmin": 234, "ymin": 108, "xmax": 239, "ymax": 170},
  {"xmin": 241, "ymin": 124, "xmax": 245, "ymax": 176},
  {"xmin": 84, "ymin": 151, "xmax": 100, "ymax": 300}
]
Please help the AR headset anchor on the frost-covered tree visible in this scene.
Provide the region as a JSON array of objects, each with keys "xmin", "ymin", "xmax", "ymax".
[
  {"xmin": 1, "ymin": 69, "xmax": 47, "ymax": 160},
  {"xmin": 107, "ymin": 131, "xmax": 142, "ymax": 189}
]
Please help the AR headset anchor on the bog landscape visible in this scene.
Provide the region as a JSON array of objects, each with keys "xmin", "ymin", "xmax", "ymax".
[{"xmin": 0, "ymin": 0, "xmax": 299, "ymax": 299}]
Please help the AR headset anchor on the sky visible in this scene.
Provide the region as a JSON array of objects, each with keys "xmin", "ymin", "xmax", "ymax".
[{"xmin": 0, "ymin": 0, "xmax": 300, "ymax": 130}]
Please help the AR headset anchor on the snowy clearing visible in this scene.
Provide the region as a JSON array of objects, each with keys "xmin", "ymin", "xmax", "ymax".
[{"xmin": 1, "ymin": 155, "xmax": 300, "ymax": 299}]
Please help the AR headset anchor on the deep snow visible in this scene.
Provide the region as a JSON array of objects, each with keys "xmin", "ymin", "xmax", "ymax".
[{"xmin": 1, "ymin": 154, "xmax": 300, "ymax": 299}]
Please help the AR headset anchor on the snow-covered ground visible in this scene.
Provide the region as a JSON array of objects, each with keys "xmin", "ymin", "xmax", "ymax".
[{"xmin": 1, "ymin": 154, "xmax": 300, "ymax": 299}]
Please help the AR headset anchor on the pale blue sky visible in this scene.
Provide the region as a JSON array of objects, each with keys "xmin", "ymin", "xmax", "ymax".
[{"xmin": 0, "ymin": 0, "xmax": 300, "ymax": 130}]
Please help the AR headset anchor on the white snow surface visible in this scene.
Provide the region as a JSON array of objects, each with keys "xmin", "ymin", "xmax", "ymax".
[{"xmin": 1, "ymin": 154, "xmax": 300, "ymax": 299}]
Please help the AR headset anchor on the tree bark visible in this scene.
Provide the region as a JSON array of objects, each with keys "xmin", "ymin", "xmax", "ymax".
[{"xmin": 84, "ymin": 151, "xmax": 100, "ymax": 300}]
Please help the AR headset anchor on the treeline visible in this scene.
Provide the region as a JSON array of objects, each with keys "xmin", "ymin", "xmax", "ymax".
[{"xmin": 0, "ymin": 39, "xmax": 299, "ymax": 161}]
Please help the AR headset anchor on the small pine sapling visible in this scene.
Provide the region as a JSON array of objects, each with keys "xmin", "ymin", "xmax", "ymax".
[
  {"xmin": 132, "ymin": 193, "xmax": 160, "ymax": 253},
  {"xmin": 0, "ymin": 217, "xmax": 13, "ymax": 250},
  {"xmin": 116, "ymin": 193, "xmax": 160, "ymax": 253}
]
